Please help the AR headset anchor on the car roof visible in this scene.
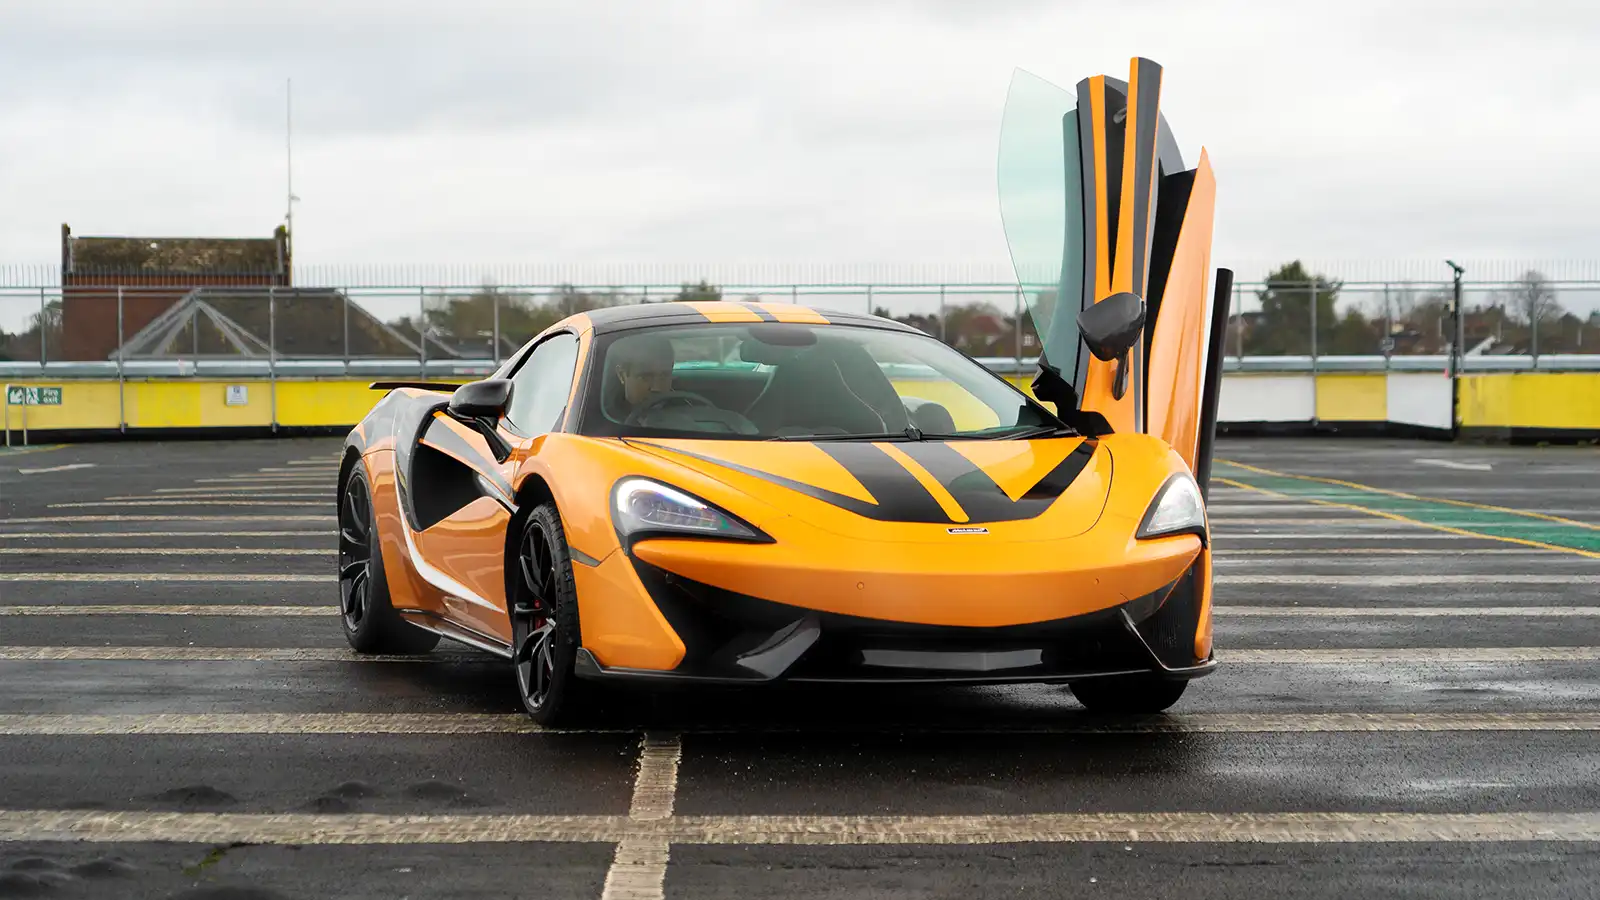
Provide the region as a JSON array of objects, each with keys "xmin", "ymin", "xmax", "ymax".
[{"xmin": 582, "ymin": 300, "xmax": 925, "ymax": 336}]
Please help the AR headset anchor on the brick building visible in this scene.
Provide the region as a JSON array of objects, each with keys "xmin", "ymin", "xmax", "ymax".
[{"xmin": 60, "ymin": 223, "xmax": 291, "ymax": 360}]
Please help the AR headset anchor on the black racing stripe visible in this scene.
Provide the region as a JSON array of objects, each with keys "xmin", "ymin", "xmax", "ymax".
[
  {"xmin": 740, "ymin": 302, "xmax": 780, "ymax": 323},
  {"xmin": 645, "ymin": 444, "xmax": 886, "ymax": 520},
  {"xmin": 1102, "ymin": 79, "xmax": 1125, "ymax": 286},
  {"xmin": 1073, "ymin": 80, "xmax": 1100, "ymax": 394},
  {"xmin": 1129, "ymin": 60, "xmax": 1162, "ymax": 435},
  {"xmin": 1130, "ymin": 58, "xmax": 1162, "ymax": 297},
  {"xmin": 1022, "ymin": 439, "xmax": 1098, "ymax": 501},
  {"xmin": 896, "ymin": 440, "xmax": 1098, "ymax": 524},
  {"xmin": 644, "ymin": 442, "xmax": 952, "ymax": 523},
  {"xmin": 812, "ymin": 443, "xmax": 952, "ymax": 524}
]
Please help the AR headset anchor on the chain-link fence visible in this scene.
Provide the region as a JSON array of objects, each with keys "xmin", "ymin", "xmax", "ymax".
[{"xmin": 3, "ymin": 275, "xmax": 1598, "ymax": 375}]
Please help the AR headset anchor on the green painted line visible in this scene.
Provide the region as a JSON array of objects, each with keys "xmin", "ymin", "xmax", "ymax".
[{"xmin": 1212, "ymin": 463, "xmax": 1600, "ymax": 554}]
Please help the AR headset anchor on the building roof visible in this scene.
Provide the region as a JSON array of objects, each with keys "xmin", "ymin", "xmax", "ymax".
[
  {"xmin": 114, "ymin": 287, "xmax": 459, "ymax": 360},
  {"xmin": 63, "ymin": 224, "xmax": 289, "ymax": 276}
]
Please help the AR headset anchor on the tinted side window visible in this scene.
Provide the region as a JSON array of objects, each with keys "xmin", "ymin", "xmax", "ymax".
[{"xmin": 505, "ymin": 333, "xmax": 579, "ymax": 435}]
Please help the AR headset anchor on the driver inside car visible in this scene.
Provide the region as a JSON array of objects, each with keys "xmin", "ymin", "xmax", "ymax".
[{"xmin": 612, "ymin": 333, "xmax": 677, "ymax": 422}]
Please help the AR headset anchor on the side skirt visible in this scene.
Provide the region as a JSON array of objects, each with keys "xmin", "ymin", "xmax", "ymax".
[{"xmin": 396, "ymin": 608, "xmax": 514, "ymax": 659}]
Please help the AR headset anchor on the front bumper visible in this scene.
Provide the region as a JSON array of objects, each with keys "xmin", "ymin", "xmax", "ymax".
[{"xmin": 574, "ymin": 557, "xmax": 1215, "ymax": 686}]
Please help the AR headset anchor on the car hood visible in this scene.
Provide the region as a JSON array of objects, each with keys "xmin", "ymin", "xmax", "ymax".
[{"xmin": 622, "ymin": 436, "xmax": 1113, "ymax": 543}]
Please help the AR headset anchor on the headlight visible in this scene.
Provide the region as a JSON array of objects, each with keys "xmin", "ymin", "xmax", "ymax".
[
  {"xmin": 1136, "ymin": 472, "xmax": 1207, "ymax": 542},
  {"xmin": 611, "ymin": 477, "xmax": 770, "ymax": 544}
]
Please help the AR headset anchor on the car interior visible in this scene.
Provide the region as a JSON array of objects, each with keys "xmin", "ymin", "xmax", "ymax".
[{"xmin": 596, "ymin": 326, "xmax": 964, "ymax": 438}]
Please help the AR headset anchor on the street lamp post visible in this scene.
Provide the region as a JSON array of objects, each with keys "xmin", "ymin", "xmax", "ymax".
[{"xmin": 1446, "ymin": 260, "xmax": 1464, "ymax": 436}]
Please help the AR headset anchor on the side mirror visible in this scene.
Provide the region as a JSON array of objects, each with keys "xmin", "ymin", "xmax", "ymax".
[
  {"xmin": 449, "ymin": 379, "xmax": 513, "ymax": 419},
  {"xmin": 447, "ymin": 379, "xmax": 515, "ymax": 462},
  {"xmin": 1077, "ymin": 292, "xmax": 1147, "ymax": 361}
]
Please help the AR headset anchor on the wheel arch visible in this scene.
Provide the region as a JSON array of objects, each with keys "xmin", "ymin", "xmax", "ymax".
[
  {"xmin": 337, "ymin": 445, "xmax": 363, "ymax": 491},
  {"xmin": 504, "ymin": 470, "xmax": 559, "ymax": 606}
]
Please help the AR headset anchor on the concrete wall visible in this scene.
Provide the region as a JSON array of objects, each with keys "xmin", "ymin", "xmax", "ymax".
[{"xmin": 3, "ymin": 372, "xmax": 1598, "ymax": 440}]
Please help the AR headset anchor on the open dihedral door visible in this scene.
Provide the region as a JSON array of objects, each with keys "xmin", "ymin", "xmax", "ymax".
[{"xmin": 998, "ymin": 57, "xmax": 1232, "ymax": 489}]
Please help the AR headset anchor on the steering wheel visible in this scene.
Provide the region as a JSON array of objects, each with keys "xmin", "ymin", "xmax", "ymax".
[{"xmin": 625, "ymin": 390, "xmax": 719, "ymax": 424}]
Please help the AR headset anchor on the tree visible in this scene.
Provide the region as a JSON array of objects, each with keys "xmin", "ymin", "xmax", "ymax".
[
  {"xmin": 1500, "ymin": 269, "xmax": 1562, "ymax": 327},
  {"xmin": 1324, "ymin": 307, "xmax": 1381, "ymax": 355},
  {"xmin": 1242, "ymin": 261, "xmax": 1342, "ymax": 356},
  {"xmin": 672, "ymin": 280, "xmax": 721, "ymax": 303},
  {"xmin": 0, "ymin": 300, "xmax": 60, "ymax": 361}
]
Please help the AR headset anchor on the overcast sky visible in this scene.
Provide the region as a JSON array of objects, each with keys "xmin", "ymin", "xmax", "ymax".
[{"xmin": 2, "ymin": 0, "xmax": 1597, "ymax": 287}]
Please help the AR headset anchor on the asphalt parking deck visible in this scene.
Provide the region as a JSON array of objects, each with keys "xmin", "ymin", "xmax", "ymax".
[{"xmin": 2, "ymin": 436, "xmax": 1599, "ymax": 899}]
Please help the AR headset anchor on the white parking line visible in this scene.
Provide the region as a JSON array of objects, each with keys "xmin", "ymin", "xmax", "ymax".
[
  {"xmin": 1, "ymin": 712, "xmax": 1598, "ymax": 736},
  {"xmin": 152, "ymin": 486, "xmax": 333, "ymax": 494},
  {"xmin": 48, "ymin": 501, "xmax": 325, "ymax": 508},
  {"xmin": 0, "ymin": 646, "xmax": 1594, "ymax": 664},
  {"xmin": 1216, "ymin": 606, "xmax": 1600, "ymax": 617},
  {"xmin": 0, "ymin": 605, "xmax": 328, "ymax": 616},
  {"xmin": 1211, "ymin": 519, "xmax": 1584, "ymax": 529},
  {"xmin": 1, "ymin": 516, "xmax": 334, "ymax": 524},
  {"xmin": 603, "ymin": 733, "xmax": 681, "ymax": 900},
  {"xmin": 1416, "ymin": 458, "xmax": 1493, "ymax": 472},
  {"xmin": 107, "ymin": 494, "xmax": 329, "ymax": 502},
  {"xmin": 2, "ymin": 810, "xmax": 1598, "ymax": 845},
  {"xmin": 0, "ymin": 647, "xmax": 476, "ymax": 661},
  {"xmin": 0, "ymin": 573, "xmax": 327, "ymax": 583},
  {"xmin": 16, "ymin": 463, "xmax": 96, "ymax": 475},
  {"xmin": 1208, "ymin": 517, "xmax": 1379, "ymax": 525},
  {"xmin": 0, "ymin": 532, "xmax": 329, "ymax": 539},
  {"xmin": 1215, "ymin": 574, "xmax": 1600, "ymax": 585},
  {"xmin": 5, "ymin": 603, "xmax": 1592, "ymax": 620},
  {"xmin": 1217, "ymin": 549, "xmax": 1566, "ymax": 557},
  {"xmin": 0, "ymin": 548, "xmax": 329, "ymax": 556},
  {"xmin": 1205, "ymin": 504, "xmax": 1328, "ymax": 514},
  {"xmin": 12, "ymin": 572, "xmax": 1591, "ymax": 587},
  {"xmin": 256, "ymin": 467, "xmax": 340, "ymax": 473},
  {"xmin": 1217, "ymin": 534, "xmax": 1476, "ymax": 541},
  {"xmin": 1224, "ymin": 648, "xmax": 1600, "ymax": 663},
  {"xmin": 196, "ymin": 475, "xmax": 337, "ymax": 483}
]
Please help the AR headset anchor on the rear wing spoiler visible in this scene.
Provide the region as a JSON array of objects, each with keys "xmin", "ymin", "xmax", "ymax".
[{"xmin": 368, "ymin": 381, "xmax": 464, "ymax": 392}]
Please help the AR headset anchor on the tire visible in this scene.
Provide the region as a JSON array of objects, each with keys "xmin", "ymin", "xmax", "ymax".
[
  {"xmin": 510, "ymin": 501, "xmax": 590, "ymax": 726},
  {"xmin": 338, "ymin": 461, "xmax": 440, "ymax": 655},
  {"xmin": 1068, "ymin": 674, "xmax": 1188, "ymax": 713}
]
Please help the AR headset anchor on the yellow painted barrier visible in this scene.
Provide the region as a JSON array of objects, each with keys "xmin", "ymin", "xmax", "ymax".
[
  {"xmin": 124, "ymin": 381, "xmax": 273, "ymax": 429},
  {"xmin": 275, "ymin": 380, "xmax": 399, "ymax": 428},
  {"xmin": 0, "ymin": 372, "xmax": 1595, "ymax": 437},
  {"xmin": 1459, "ymin": 373, "xmax": 1600, "ymax": 431},
  {"xmin": 2, "ymin": 381, "xmax": 121, "ymax": 432},
  {"xmin": 1314, "ymin": 373, "xmax": 1387, "ymax": 422}
]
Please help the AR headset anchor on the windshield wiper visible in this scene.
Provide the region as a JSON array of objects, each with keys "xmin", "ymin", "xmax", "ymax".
[
  {"xmin": 768, "ymin": 423, "xmax": 1075, "ymax": 442},
  {"xmin": 976, "ymin": 423, "xmax": 1078, "ymax": 440},
  {"xmin": 769, "ymin": 426, "xmax": 929, "ymax": 442}
]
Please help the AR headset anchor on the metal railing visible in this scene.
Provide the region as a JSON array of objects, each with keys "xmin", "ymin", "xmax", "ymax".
[{"xmin": 2, "ymin": 276, "xmax": 1597, "ymax": 379}]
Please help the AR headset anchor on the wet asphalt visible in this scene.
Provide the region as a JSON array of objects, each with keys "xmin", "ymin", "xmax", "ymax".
[{"xmin": 0, "ymin": 435, "xmax": 1598, "ymax": 898}]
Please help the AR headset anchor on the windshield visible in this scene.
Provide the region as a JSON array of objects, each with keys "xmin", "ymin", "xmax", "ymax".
[{"xmin": 576, "ymin": 321, "xmax": 1064, "ymax": 440}]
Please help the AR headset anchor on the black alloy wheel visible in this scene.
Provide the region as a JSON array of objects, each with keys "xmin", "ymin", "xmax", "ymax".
[
  {"xmin": 511, "ymin": 502, "xmax": 585, "ymax": 725},
  {"xmin": 338, "ymin": 461, "xmax": 438, "ymax": 655},
  {"xmin": 338, "ymin": 469, "xmax": 375, "ymax": 635}
]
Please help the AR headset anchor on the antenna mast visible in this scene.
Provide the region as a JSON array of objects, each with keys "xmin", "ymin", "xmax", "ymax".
[{"xmin": 285, "ymin": 78, "xmax": 297, "ymax": 255}]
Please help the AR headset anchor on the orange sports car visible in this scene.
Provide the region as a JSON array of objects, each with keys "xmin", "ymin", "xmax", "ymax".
[{"xmin": 337, "ymin": 56, "xmax": 1230, "ymax": 725}]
